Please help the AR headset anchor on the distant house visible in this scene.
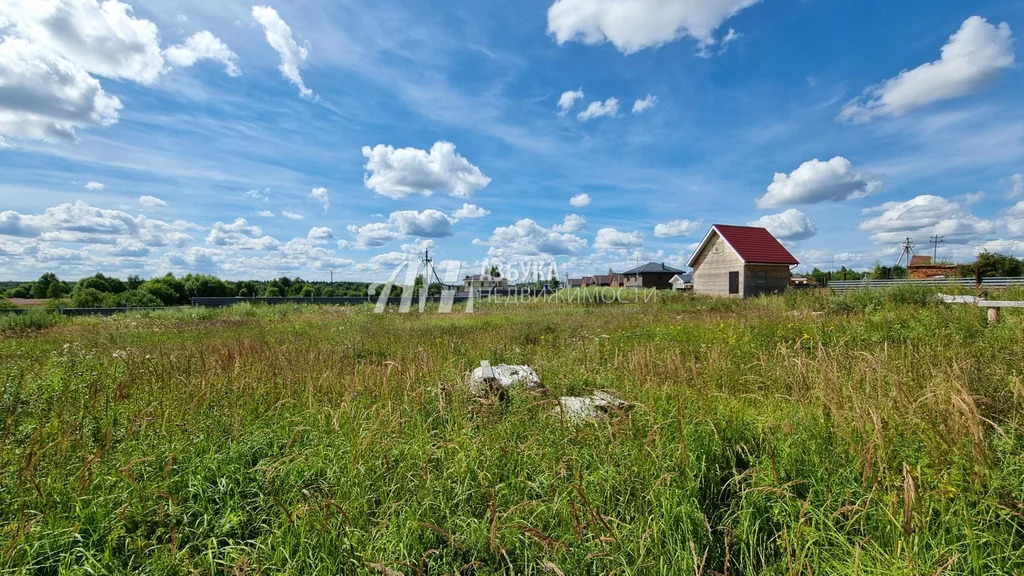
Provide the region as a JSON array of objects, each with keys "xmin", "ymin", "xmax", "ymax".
[
  {"xmin": 621, "ymin": 262, "xmax": 685, "ymax": 290},
  {"xmin": 908, "ymin": 255, "xmax": 956, "ymax": 280},
  {"xmin": 463, "ymin": 274, "xmax": 508, "ymax": 292},
  {"xmin": 669, "ymin": 273, "xmax": 693, "ymax": 291},
  {"xmin": 577, "ymin": 274, "xmax": 622, "ymax": 288},
  {"xmin": 687, "ymin": 224, "xmax": 798, "ymax": 297}
]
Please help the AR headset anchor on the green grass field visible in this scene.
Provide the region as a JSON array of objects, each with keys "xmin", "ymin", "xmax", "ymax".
[{"xmin": 2, "ymin": 288, "xmax": 1023, "ymax": 575}]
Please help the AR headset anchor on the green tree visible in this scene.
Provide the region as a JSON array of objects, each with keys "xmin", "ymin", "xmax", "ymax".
[
  {"xmin": 869, "ymin": 261, "xmax": 906, "ymax": 280},
  {"xmin": 489, "ymin": 265, "xmax": 501, "ymax": 278},
  {"xmin": 971, "ymin": 252, "xmax": 1023, "ymax": 277},
  {"xmin": 105, "ymin": 276, "xmax": 127, "ymax": 294},
  {"xmin": 156, "ymin": 274, "xmax": 188, "ymax": 304},
  {"xmin": 45, "ymin": 282, "xmax": 67, "ymax": 299},
  {"xmin": 111, "ymin": 290, "xmax": 163, "ymax": 308},
  {"xmin": 264, "ymin": 286, "xmax": 282, "ymax": 298},
  {"xmin": 126, "ymin": 274, "xmax": 144, "ymax": 290},
  {"xmin": 31, "ymin": 272, "xmax": 59, "ymax": 299},
  {"xmin": 75, "ymin": 275, "xmax": 111, "ymax": 293},
  {"xmin": 184, "ymin": 274, "xmax": 229, "ymax": 298},
  {"xmin": 139, "ymin": 280, "xmax": 181, "ymax": 306},
  {"xmin": 239, "ymin": 281, "xmax": 257, "ymax": 297},
  {"xmin": 71, "ymin": 288, "xmax": 109, "ymax": 308}
]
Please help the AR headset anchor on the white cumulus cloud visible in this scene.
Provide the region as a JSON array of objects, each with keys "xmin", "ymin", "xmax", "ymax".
[
  {"xmin": 552, "ymin": 214, "xmax": 587, "ymax": 233},
  {"xmin": 362, "ymin": 141, "xmax": 491, "ymax": 199},
  {"xmin": 311, "ymin": 187, "xmax": 329, "ymax": 212},
  {"xmin": 859, "ymin": 194, "xmax": 995, "ymax": 244},
  {"xmin": 453, "ymin": 203, "xmax": 489, "ymax": 219},
  {"xmin": 486, "ymin": 219, "xmax": 588, "ymax": 257},
  {"xmin": 388, "ymin": 209, "xmax": 454, "ymax": 238},
  {"xmin": 654, "ymin": 219, "xmax": 702, "ymax": 237},
  {"xmin": 0, "ymin": 36, "xmax": 122, "ymax": 142},
  {"xmin": 346, "ymin": 221, "xmax": 399, "ymax": 249},
  {"xmin": 558, "ymin": 88, "xmax": 584, "ymax": 115},
  {"xmin": 0, "ymin": 0, "xmax": 239, "ymax": 143},
  {"xmin": 207, "ymin": 218, "xmax": 279, "ymax": 250},
  {"xmin": 632, "ymin": 94, "xmax": 658, "ymax": 114},
  {"xmin": 139, "ymin": 195, "xmax": 167, "ymax": 208},
  {"xmin": 0, "ymin": 200, "xmax": 193, "ymax": 247},
  {"xmin": 2, "ymin": 0, "xmax": 166, "ymax": 84},
  {"xmin": 577, "ymin": 97, "xmax": 619, "ymax": 121},
  {"xmin": 84, "ymin": 181, "xmax": 105, "ymax": 190},
  {"xmin": 282, "ymin": 211, "xmax": 304, "ymax": 220},
  {"xmin": 594, "ymin": 227, "xmax": 644, "ymax": 251},
  {"xmin": 307, "ymin": 226, "xmax": 333, "ymax": 240},
  {"xmin": 840, "ymin": 16, "xmax": 1014, "ymax": 123},
  {"xmin": 570, "ymin": 193, "xmax": 592, "ymax": 207},
  {"xmin": 757, "ymin": 156, "xmax": 882, "ymax": 209},
  {"xmin": 163, "ymin": 30, "xmax": 241, "ymax": 77},
  {"xmin": 252, "ymin": 5, "xmax": 314, "ymax": 98},
  {"xmin": 547, "ymin": 0, "xmax": 762, "ymax": 54},
  {"xmin": 748, "ymin": 209, "xmax": 817, "ymax": 241}
]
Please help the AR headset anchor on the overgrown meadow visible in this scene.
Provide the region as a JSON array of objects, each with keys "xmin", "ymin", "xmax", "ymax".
[{"xmin": 1, "ymin": 287, "xmax": 1023, "ymax": 575}]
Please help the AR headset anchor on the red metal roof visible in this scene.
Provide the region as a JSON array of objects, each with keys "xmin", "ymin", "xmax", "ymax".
[{"xmin": 709, "ymin": 224, "xmax": 799, "ymax": 265}]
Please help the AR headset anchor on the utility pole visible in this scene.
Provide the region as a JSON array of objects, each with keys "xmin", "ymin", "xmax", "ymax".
[
  {"xmin": 421, "ymin": 250, "xmax": 446, "ymax": 287},
  {"xmin": 895, "ymin": 237, "xmax": 915, "ymax": 269},
  {"xmin": 930, "ymin": 235, "xmax": 944, "ymax": 261}
]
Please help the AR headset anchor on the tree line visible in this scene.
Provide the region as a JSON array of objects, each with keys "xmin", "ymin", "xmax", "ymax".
[{"xmin": 2, "ymin": 273, "xmax": 373, "ymax": 308}]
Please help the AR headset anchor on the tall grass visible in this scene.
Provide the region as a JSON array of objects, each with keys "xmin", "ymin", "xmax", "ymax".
[
  {"xmin": 0, "ymin": 309, "xmax": 66, "ymax": 333},
  {"xmin": 0, "ymin": 291, "xmax": 1022, "ymax": 574}
]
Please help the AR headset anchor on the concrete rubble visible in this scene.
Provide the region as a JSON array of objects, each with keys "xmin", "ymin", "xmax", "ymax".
[
  {"xmin": 554, "ymin": 390, "xmax": 629, "ymax": 424},
  {"xmin": 465, "ymin": 361, "xmax": 545, "ymax": 396},
  {"xmin": 465, "ymin": 361, "xmax": 630, "ymax": 423}
]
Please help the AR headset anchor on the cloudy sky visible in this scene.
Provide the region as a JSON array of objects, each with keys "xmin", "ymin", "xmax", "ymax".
[{"xmin": 1, "ymin": 0, "xmax": 1023, "ymax": 281}]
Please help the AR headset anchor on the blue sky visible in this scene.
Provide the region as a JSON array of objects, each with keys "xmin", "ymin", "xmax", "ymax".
[{"xmin": 1, "ymin": 0, "xmax": 1023, "ymax": 282}]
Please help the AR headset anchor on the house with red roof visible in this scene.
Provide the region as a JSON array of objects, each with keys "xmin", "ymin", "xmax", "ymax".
[{"xmin": 686, "ymin": 224, "xmax": 799, "ymax": 297}]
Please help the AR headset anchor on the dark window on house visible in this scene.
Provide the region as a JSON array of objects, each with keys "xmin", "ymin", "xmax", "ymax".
[
  {"xmin": 756, "ymin": 271, "xmax": 767, "ymax": 286},
  {"xmin": 728, "ymin": 271, "xmax": 739, "ymax": 294}
]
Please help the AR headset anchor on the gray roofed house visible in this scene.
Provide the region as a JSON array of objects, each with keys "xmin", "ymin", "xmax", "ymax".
[
  {"xmin": 621, "ymin": 262, "xmax": 685, "ymax": 290},
  {"xmin": 670, "ymin": 273, "xmax": 693, "ymax": 291}
]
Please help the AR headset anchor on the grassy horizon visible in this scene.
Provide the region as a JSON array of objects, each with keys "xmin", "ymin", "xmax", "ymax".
[{"xmin": 1, "ymin": 288, "xmax": 1022, "ymax": 574}]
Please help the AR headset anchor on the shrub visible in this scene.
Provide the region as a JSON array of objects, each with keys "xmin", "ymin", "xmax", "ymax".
[
  {"xmin": 0, "ymin": 309, "xmax": 64, "ymax": 332},
  {"xmin": 110, "ymin": 290, "xmax": 164, "ymax": 308}
]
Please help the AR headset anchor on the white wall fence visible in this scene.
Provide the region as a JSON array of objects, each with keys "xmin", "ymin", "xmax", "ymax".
[{"xmin": 828, "ymin": 277, "xmax": 1024, "ymax": 293}]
